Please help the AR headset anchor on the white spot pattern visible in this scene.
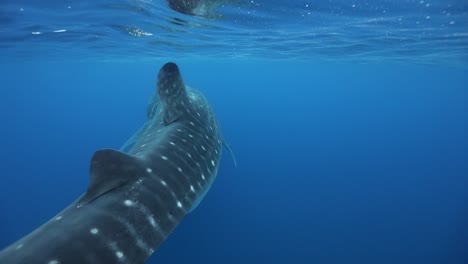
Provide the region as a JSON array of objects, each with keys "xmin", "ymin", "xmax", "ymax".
[
  {"xmin": 148, "ymin": 216, "xmax": 157, "ymax": 227},
  {"xmin": 124, "ymin": 200, "xmax": 134, "ymax": 207},
  {"xmin": 90, "ymin": 228, "xmax": 99, "ymax": 235}
]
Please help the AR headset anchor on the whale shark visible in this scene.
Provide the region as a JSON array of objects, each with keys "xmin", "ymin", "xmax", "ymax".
[
  {"xmin": 0, "ymin": 62, "xmax": 223, "ymax": 264},
  {"xmin": 167, "ymin": 0, "xmax": 237, "ymax": 17}
]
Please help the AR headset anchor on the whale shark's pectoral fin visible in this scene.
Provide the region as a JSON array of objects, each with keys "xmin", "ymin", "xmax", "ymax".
[
  {"xmin": 223, "ymin": 141, "xmax": 237, "ymax": 168},
  {"xmin": 120, "ymin": 122, "xmax": 149, "ymax": 152},
  {"xmin": 77, "ymin": 149, "xmax": 144, "ymax": 208}
]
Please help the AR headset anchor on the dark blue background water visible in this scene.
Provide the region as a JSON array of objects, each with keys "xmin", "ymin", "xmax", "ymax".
[
  {"xmin": 1, "ymin": 0, "xmax": 468, "ymax": 263},
  {"xmin": 1, "ymin": 60, "xmax": 467, "ymax": 263}
]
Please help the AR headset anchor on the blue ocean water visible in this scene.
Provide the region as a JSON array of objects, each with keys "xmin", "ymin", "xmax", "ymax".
[{"xmin": 0, "ymin": 0, "xmax": 467, "ymax": 264}]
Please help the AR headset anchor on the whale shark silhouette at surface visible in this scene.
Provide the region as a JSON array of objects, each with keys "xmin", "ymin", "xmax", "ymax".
[
  {"xmin": 0, "ymin": 62, "xmax": 223, "ymax": 264},
  {"xmin": 167, "ymin": 0, "xmax": 237, "ymax": 17}
]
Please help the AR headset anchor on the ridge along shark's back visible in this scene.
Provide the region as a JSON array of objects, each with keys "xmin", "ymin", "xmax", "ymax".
[{"xmin": 0, "ymin": 62, "xmax": 223, "ymax": 264}]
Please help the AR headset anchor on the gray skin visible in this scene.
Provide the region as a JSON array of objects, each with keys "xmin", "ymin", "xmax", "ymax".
[
  {"xmin": 167, "ymin": 0, "xmax": 236, "ymax": 17},
  {"xmin": 167, "ymin": 0, "xmax": 200, "ymax": 15},
  {"xmin": 0, "ymin": 62, "xmax": 223, "ymax": 264}
]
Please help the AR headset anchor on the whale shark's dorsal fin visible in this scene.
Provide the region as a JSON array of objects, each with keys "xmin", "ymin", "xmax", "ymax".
[{"xmin": 77, "ymin": 149, "xmax": 144, "ymax": 207}]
